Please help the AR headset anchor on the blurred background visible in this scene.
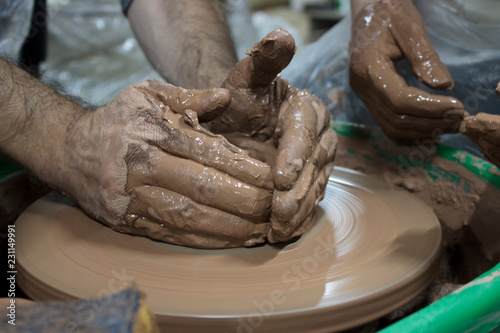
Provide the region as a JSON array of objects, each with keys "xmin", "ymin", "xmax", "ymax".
[
  {"xmin": 1, "ymin": 0, "xmax": 349, "ymax": 106},
  {"xmin": 4, "ymin": 0, "xmax": 499, "ymax": 158}
]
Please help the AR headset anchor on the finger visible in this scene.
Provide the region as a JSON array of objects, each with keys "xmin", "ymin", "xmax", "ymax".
[
  {"xmin": 222, "ymin": 133, "xmax": 278, "ymax": 167},
  {"xmin": 390, "ymin": 87, "xmax": 465, "ymax": 119},
  {"xmin": 137, "ymin": 109, "xmax": 274, "ymax": 190},
  {"xmin": 363, "ymin": 53, "xmax": 464, "ymax": 119},
  {"xmin": 391, "ymin": 2, "xmax": 454, "ymax": 90},
  {"xmin": 288, "ymin": 165, "xmax": 332, "ymax": 239},
  {"xmin": 496, "ymin": 81, "xmax": 500, "ymax": 96},
  {"xmin": 311, "ymin": 129, "xmax": 338, "ymax": 170},
  {"xmin": 226, "ymin": 29, "xmax": 296, "ymax": 89},
  {"xmin": 353, "ymin": 74, "xmax": 464, "ymax": 140},
  {"xmin": 127, "ymin": 186, "xmax": 268, "ymax": 248},
  {"xmin": 271, "ymin": 131, "xmax": 336, "ymax": 234},
  {"xmin": 372, "ymin": 100, "xmax": 463, "ymax": 133},
  {"xmin": 378, "ymin": 112, "xmax": 462, "ymax": 132},
  {"xmin": 369, "ymin": 107, "xmax": 444, "ymax": 141},
  {"xmin": 120, "ymin": 217, "xmax": 258, "ymax": 249},
  {"xmin": 247, "ymin": 29, "xmax": 296, "ymax": 87},
  {"xmin": 460, "ymin": 113, "xmax": 500, "ymax": 143},
  {"xmin": 127, "ymin": 148, "xmax": 272, "ymax": 220},
  {"xmin": 268, "ymin": 214, "xmax": 315, "ymax": 244},
  {"xmin": 271, "ymin": 162, "xmax": 316, "ymax": 236},
  {"xmin": 270, "ymin": 161, "xmax": 333, "ymax": 242},
  {"xmin": 274, "ymin": 91, "xmax": 330, "ymax": 190},
  {"xmin": 284, "ymin": 165, "xmax": 332, "ymax": 241},
  {"xmin": 142, "ymin": 79, "xmax": 231, "ymax": 121}
]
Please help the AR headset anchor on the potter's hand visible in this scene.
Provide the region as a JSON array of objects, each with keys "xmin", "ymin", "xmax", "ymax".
[
  {"xmin": 460, "ymin": 85, "xmax": 500, "ymax": 168},
  {"xmin": 69, "ymin": 80, "xmax": 274, "ymax": 248},
  {"xmin": 349, "ymin": 0, "xmax": 466, "ymax": 141},
  {"xmin": 460, "ymin": 110, "xmax": 500, "ymax": 168},
  {"xmin": 208, "ymin": 30, "xmax": 337, "ymax": 243}
]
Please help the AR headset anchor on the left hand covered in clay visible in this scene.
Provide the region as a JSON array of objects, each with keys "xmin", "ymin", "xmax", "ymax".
[
  {"xmin": 349, "ymin": 0, "xmax": 466, "ymax": 142},
  {"xmin": 208, "ymin": 29, "xmax": 338, "ymax": 243},
  {"xmin": 64, "ymin": 81, "xmax": 275, "ymax": 249},
  {"xmin": 460, "ymin": 84, "xmax": 500, "ymax": 168}
]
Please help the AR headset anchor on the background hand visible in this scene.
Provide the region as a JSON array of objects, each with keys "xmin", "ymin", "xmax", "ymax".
[
  {"xmin": 349, "ymin": 0, "xmax": 466, "ymax": 142},
  {"xmin": 208, "ymin": 30, "xmax": 338, "ymax": 243},
  {"xmin": 460, "ymin": 82, "xmax": 500, "ymax": 168},
  {"xmin": 460, "ymin": 113, "xmax": 500, "ymax": 168},
  {"xmin": 68, "ymin": 80, "xmax": 274, "ymax": 248}
]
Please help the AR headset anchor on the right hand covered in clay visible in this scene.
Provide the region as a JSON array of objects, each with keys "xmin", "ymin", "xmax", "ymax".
[
  {"xmin": 64, "ymin": 80, "xmax": 274, "ymax": 248},
  {"xmin": 208, "ymin": 30, "xmax": 338, "ymax": 243},
  {"xmin": 460, "ymin": 84, "xmax": 500, "ymax": 168},
  {"xmin": 349, "ymin": 0, "xmax": 466, "ymax": 142},
  {"xmin": 460, "ymin": 113, "xmax": 500, "ymax": 168}
]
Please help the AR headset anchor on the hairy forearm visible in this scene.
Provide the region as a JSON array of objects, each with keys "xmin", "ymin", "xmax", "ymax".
[
  {"xmin": 0, "ymin": 57, "xmax": 87, "ymax": 192},
  {"xmin": 128, "ymin": 0, "xmax": 237, "ymax": 89}
]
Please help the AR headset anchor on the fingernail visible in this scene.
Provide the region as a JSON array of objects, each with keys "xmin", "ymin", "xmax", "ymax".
[
  {"xmin": 431, "ymin": 73, "xmax": 453, "ymax": 90},
  {"xmin": 417, "ymin": 61, "xmax": 454, "ymax": 90},
  {"xmin": 443, "ymin": 108, "xmax": 466, "ymax": 120}
]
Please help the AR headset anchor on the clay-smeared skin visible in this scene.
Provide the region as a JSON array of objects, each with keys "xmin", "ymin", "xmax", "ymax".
[
  {"xmin": 460, "ymin": 113, "xmax": 500, "ymax": 168},
  {"xmin": 64, "ymin": 30, "xmax": 336, "ymax": 249},
  {"xmin": 459, "ymin": 80, "xmax": 500, "ymax": 168},
  {"xmin": 209, "ymin": 29, "xmax": 338, "ymax": 243},
  {"xmin": 349, "ymin": 0, "xmax": 467, "ymax": 141},
  {"xmin": 70, "ymin": 80, "xmax": 275, "ymax": 249}
]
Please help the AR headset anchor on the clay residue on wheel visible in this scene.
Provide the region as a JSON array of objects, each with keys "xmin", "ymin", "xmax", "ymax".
[{"xmin": 335, "ymin": 131, "xmax": 500, "ymax": 283}]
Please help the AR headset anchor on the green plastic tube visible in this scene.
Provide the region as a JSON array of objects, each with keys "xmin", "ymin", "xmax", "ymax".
[{"xmin": 381, "ymin": 263, "xmax": 500, "ymax": 333}]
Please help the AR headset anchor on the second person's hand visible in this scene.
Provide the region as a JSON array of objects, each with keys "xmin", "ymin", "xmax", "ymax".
[{"xmin": 349, "ymin": 0, "xmax": 466, "ymax": 142}]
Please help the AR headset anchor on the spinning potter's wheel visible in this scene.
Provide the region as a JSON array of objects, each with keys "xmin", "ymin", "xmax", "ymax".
[{"xmin": 17, "ymin": 167, "xmax": 441, "ymax": 332}]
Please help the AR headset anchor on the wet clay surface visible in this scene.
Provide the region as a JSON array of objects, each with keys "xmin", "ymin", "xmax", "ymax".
[
  {"xmin": 335, "ymin": 131, "xmax": 500, "ymax": 283},
  {"xmin": 16, "ymin": 168, "xmax": 441, "ymax": 332}
]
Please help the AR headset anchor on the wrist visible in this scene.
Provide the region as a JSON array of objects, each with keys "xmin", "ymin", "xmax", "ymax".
[
  {"xmin": 0, "ymin": 58, "xmax": 91, "ymax": 196},
  {"xmin": 46, "ymin": 106, "xmax": 92, "ymax": 199}
]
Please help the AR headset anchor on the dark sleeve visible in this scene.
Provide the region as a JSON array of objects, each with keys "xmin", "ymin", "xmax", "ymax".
[{"xmin": 121, "ymin": 0, "xmax": 135, "ymax": 15}]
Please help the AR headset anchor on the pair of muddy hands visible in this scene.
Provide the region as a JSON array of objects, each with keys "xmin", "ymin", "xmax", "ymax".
[
  {"xmin": 68, "ymin": 30, "xmax": 336, "ymax": 249},
  {"xmin": 349, "ymin": 0, "xmax": 500, "ymax": 168}
]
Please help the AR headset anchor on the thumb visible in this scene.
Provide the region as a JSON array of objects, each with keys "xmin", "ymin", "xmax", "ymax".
[
  {"xmin": 226, "ymin": 29, "xmax": 296, "ymax": 89},
  {"xmin": 143, "ymin": 80, "xmax": 231, "ymax": 122},
  {"xmin": 194, "ymin": 88, "xmax": 232, "ymax": 122},
  {"xmin": 248, "ymin": 29, "xmax": 296, "ymax": 87}
]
